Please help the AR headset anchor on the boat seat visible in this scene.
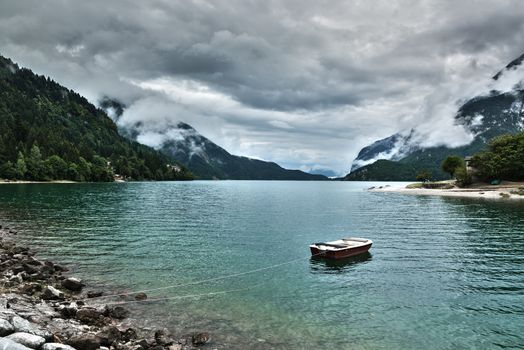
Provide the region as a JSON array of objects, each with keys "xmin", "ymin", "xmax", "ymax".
[{"xmin": 315, "ymin": 242, "xmax": 349, "ymax": 248}]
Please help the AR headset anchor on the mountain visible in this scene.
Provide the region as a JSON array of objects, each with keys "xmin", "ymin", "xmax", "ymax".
[
  {"xmin": 346, "ymin": 53, "xmax": 524, "ymax": 181},
  {"xmin": 0, "ymin": 55, "xmax": 193, "ymax": 181},
  {"xmin": 350, "ymin": 130, "xmax": 418, "ymax": 172},
  {"xmin": 156, "ymin": 122, "xmax": 327, "ymax": 180}
]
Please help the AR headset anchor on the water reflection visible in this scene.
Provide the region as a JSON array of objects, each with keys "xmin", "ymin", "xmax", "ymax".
[{"xmin": 309, "ymin": 252, "xmax": 372, "ymax": 273}]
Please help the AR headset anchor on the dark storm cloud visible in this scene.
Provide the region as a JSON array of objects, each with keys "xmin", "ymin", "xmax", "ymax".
[{"xmin": 0, "ymin": 0, "xmax": 523, "ymax": 173}]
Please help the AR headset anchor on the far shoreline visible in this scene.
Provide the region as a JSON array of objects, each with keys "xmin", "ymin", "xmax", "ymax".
[
  {"xmin": 369, "ymin": 181, "xmax": 524, "ymax": 200},
  {"xmin": 0, "ymin": 180, "xmax": 78, "ymax": 185}
]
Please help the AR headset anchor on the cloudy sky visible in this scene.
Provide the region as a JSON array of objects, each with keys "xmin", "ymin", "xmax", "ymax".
[{"xmin": 1, "ymin": 0, "xmax": 524, "ymax": 175}]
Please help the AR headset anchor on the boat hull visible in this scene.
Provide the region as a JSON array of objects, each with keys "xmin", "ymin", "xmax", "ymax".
[{"xmin": 310, "ymin": 242, "xmax": 372, "ymax": 259}]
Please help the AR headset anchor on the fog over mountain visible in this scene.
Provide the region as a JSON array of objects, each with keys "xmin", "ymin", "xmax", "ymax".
[{"xmin": 1, "ymin": 1, "xmax": 524, "ymax": 175}]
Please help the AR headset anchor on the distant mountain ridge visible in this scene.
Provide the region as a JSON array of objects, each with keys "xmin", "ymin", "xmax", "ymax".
[
  {"xmin": 104, "ymin": 110, "xmax": 328, "ymax": 181},
  {"xmin": 346, "ymin": 53, "xmax": 524, "ymax": 181},
  {"xmin": 157, "ymin": 122, "xmax": 327, "ymax": 180}
]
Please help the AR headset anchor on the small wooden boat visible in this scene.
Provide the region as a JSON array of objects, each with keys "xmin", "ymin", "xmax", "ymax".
[{"xmin": 310, "ymin": 237, "xmax": 372, "ymax": 259}]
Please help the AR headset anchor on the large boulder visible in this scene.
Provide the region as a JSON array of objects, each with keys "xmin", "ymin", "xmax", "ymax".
[
  {"xmin": 6, "ymin": 332, "xmax": 46, "ymax": 349},
  {"xmin": 0, "ymin": 318, "xmax": 14, "ymax": 336},
  {"xmin": 61, "ymin": 278, "xmax": 85, "ymax": 292},
  {"xmin": 9, "ymin": 316, "xmax": 50, "ymax": 339},
  {"xmin": 0, "ymin": 337, "xmax": 33, "ymax": 350}
]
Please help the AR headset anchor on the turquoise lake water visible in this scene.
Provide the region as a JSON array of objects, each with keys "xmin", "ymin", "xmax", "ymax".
[{"xmin": 0, "ymin": 181, "xmax": 523, "ymax": 349}]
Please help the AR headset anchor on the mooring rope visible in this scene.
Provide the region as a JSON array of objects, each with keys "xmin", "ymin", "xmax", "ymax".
[
  {"xmin": 98, "ymin": 285, "xmax": 260, "ymax": 306},
  {"xmin": 80, "ymin": 250, "xmax": 326, "ymax": 303}
]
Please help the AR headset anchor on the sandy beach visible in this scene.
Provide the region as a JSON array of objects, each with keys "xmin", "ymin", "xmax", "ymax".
[{"xmin": 369, "ymin": 181, "xmax": 524, "ymax": 200}]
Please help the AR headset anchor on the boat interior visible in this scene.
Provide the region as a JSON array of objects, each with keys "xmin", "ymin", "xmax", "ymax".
[{"xmin": 313, "ymin": 237, "xmax": 370, "ymax": 250}]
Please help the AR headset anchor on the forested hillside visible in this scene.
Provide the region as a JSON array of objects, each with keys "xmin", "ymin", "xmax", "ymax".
[{"xmin": 0, "ymin": 55, "xmax": 192, "ymax": 181}]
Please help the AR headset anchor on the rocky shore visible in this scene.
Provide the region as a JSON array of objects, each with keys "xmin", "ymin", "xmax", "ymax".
[{"xmin": 0, "ymin": 224, "xmax": 211, "ymax": 350}]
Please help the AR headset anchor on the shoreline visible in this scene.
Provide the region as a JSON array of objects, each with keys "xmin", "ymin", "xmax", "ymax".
[
  {"xmin": 0, "ymin": 180, "xmax": 78, "ymax": 185},
  {"xmin": 369, "ymin": 182, "xmax": 524, "ymax": 200},
  {"xmin": 0, "ymin": 224, "xmax": 210, "ymax": 350}
]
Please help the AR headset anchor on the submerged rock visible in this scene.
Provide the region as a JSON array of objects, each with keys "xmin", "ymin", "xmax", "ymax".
[
  {"xmin": 85, "ymin": 291, "xmax": 102, "ymax": 298},
  {"xmin": 61, "ymin": 278, "xmax": 85, "ymax": 292},
  {"xmin": 105, "ymin": 306, "xmax": 129, "ymax": 320},
  {"xmin": 192, "ymin": 332, "xmax": 211, "ymax": 345},
  {"xmin": 6, "ymin": 332, "xmax": 46, "ymax": 349},
  {"xmin": 134, "ymin": 292, "xmax": 147, "ymax": 301}
]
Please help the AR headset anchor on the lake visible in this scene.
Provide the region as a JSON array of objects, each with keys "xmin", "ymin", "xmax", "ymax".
[{"xmin": 0, "ymin": 181, "xmax": 523, "ymax": 349}]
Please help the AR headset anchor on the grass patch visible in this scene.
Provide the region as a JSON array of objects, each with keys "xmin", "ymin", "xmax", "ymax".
[
  {"xmin": 422, "ymin": 182, "xmax": 454, "ymax": 189},
  {"xmin": 406, "ymin": 181, "xmax": 454, "ymax": 189}
]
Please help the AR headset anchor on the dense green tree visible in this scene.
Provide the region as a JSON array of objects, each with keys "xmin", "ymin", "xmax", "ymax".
[
  {"xmin": 67, "ymin": 163, "xmax": 80, "ymax": 181},
  {"xmin": 91, "ymin": 155, "xmax": 113, "ymax": 182},
  {"xmin": 26, "ymin": 144, "xmax": 44, "ymax": 180},
  {"xmin": 77, "ymin": 157, "xmax": 92, "ymax": 182},
  {"xmin": 416, "ymin": 170, "xmax": 432, "ymax": 182},
  {"xmin": 44, "ymin": 155, "xmax": 68, "ymax": 179},
  {"xmin": 454, "ymin": 166, "xmax": 472, "ymax": 187},
  {"xmin": 441, "ymin": 156, "xmax": 464, "ymax": 178},
  {"xmin": 471, "ymin": 132, "xmax": 524, "ymax": 181},
  {"xmin": 14, "ymin": 152, "xmax": 27, "ymax": 179},
  {"xmin": 0, "ymin": 161, "xmax": 16, "ymax": 179}
]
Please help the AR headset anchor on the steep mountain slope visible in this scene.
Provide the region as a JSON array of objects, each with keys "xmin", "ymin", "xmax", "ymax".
[
  {"xmin": 346, "ymin": 54, "xmax": 524, "ymax": 181},
  {"xmin": 0, "ymin": 55, "xmax": 192, "ymax": 181},
  {"xmin": 158, "ymin": 123, "xmax": 327, "ymax": 180}
]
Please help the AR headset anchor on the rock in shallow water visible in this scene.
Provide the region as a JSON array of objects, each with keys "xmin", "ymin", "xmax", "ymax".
[
  {"xmin": 192, "ymin": 332, "xmax": 211, "ymax": 345},
  {"xmin": 85, "ymin": 291, "xmax": 102, "ymax": 298},
  {"xmin": 105, "ymin": 306, "xmax": 129, "ymax": 320},
  {"xmin": 6, "ymin": 332, "xmax": 46, "ymax": 349},
  {"xmin": 134, "ymin": 292, "xmax": 147, "ymax": 301},
  {"xmin": 61, "ymin": 278, "xmax": 85, "ymax": 292}
]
